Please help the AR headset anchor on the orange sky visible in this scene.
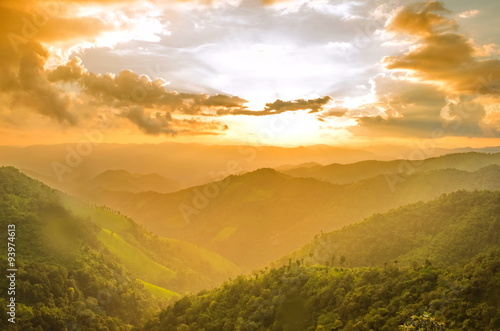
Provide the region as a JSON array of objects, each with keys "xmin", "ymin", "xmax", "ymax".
[{"xmin": 0, "ymin": 0, "xmax": 499, "ymax": 148}]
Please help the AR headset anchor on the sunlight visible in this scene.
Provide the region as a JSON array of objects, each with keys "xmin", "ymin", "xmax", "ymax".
[{"xmin": 226, "ymin": 111, "xmax": 327, "ymax": 146}]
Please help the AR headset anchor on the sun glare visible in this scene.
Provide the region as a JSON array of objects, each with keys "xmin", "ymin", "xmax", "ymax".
[{"xmin": 222, "ymin": 111, "xmax": 326, "ymax": 146}]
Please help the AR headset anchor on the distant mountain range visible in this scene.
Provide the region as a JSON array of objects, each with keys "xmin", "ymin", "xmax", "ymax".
[
  {"xmin": 87, "ymin": 169, "xmax": 182, "ymax": 193},
  {"xmin": 88, "ymin": 153, "xmax": 500, "ymax": 271},
  {"xmin": 281, "ymin": 152, "xmax": 500, "ymax": 184},
  {"xmin": 1, "ymin": 142, "xmax": 498, "ymax": 190}
]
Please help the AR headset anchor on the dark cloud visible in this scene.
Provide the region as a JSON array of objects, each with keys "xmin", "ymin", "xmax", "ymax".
[
  {"xmin": 120, "ymin": 106, "xmax": 176, "ymax": 136},
  {"xmin": 264, "ymin": 96, "xmax": 332, "ymax": 113},
  {"xmin": 318, "ymin": 108, "xmax": 348, "ymax": 119},
  {"xmin": 49, "ymin": 57, "xmax": 335, "ymax": 118},
  {"xmin": 218, "ymin": 96, "xmax": 332, "ymax": 116},
  {"xmin": 0, "ymin": 0, "xmax": 116, "ymax": 125},
  {"xmin": 48, "ymin": 60, "xmax": 248, "ymax": 115},
  {"xmin": 173, "ymin": 118, "xmax": 229, "ymax": 135}
]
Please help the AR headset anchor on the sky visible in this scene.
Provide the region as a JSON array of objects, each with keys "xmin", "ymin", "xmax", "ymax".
[{"xmin": 0, "ymin": 0, "xmax": 499, "ymax": 147}]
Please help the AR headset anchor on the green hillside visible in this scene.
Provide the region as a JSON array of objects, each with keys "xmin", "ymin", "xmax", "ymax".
[
  {"xmin": 282, "ymin": 152, "xmax": 500, "ymax": 184},
  {"xmin": 61, "ymin": 198, "xmax": 241, "ymax": 294},
  {"xmin": 89, "ymin": 162, "xmax": 500, "ymax": 271},
  {"xmin": 0, "ymin": 166, "xmax": 160, "ymax": 329},
  {"xmin": 97, "ymin": 229, "xmax": 177, "ymax": 287},
  {"xmin": 0, "ymin": 166, "xmax": 240, "ymax": 329},
  {"xmin": 281, "ymin": 190, "xmax": 500, "ymax": 268},
  {"xmin": 144, "ymin": 191, "xmax": 500, "ymax": 331}
]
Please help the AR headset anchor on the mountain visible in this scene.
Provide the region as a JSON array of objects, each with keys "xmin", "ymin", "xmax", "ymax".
[
  {"xmin": 89, "ymin": 162, "xmax": 500, "ymax": 272},
  {"xmin": 0, "ymin": 142, "xmax": 385, "ymax": 190},
  {"xmin": 282, "ymin": 152, "xmax": 500, "ymax": 184},
  {"xmin": 144, "ymin": 191, "xmax": 500, "ymax": 331},
  {"xmin": 87, "ymin": 169, "xmax": 182, "ymax": 193},
  {"xmin": 61, "ymin": 198, "xmax": 240, "ymax": 294},
  {"xmin": 275, "ymin": 162, "xmax": 322, "ymax": 172},
  {"xmin": 280, "ymin": 190, "xmax": 500, "ymax": 268},
  {"xmin": 0, "ymin": 167, "xmax": 239, "ymax": 329}
]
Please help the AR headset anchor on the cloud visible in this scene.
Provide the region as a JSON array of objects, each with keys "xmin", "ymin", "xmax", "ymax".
[
  {"xmin": 318, "ymin": 108, "xmax": 347, "ymax": 119},
  {"xmin": 48, "ymin": 59, "xmax": 249, "ymax": 114},
  {"xmin": 347, "ymin": 1, "xmax": 500, "ymax": 138},
  {"xmin": 458, "ymin": 10, "xmax": 479, "ymax": 19},
  {"xmin": 172, "ymin": 118, "xmax": 229, "ymax": 135},
  {"xmin": 0, "ymin": 0, "xmax": 116, "ymax": 125},
  {"xmin": 120, "ymin": 106, "xmax": 176, "ymax": 135},
  {"xmin": 385, "ymin": 1, "xmax": 456, "ymax": 38},
  {"xmin": 217, "ymin": 96, "xmax": 332, "ymax": 116},
  {"xmin": 0, "ymin": 37, "xmax": 76, "ymax": 124},
  {"xmin": 347, "ymin": 76, "xmax": 447, "ymax": 137},
  {"xmin": 383, "ymin": 1, "xmax": 500, "ymax": 96},
  {"xmin": 49, "ymin": 56, "xmax": 334, "ymax": 117},
  {"xmin": 263, "ymin": 96, "xmax": 332, "ymax": 113}
]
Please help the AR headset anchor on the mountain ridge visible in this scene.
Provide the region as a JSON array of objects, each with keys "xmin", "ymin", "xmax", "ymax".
[{"xmin": 88, "ymin": 160, "xmax": 500, "ymax": 271}]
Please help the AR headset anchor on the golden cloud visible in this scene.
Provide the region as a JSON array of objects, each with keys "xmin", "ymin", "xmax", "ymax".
[
  {"xmin": 384, "ymin": 1, "xmax": 500, "ymax": 96},
  {"xmin": 346, "ymin": 1, "xmax": 500, "ymax": 138}
]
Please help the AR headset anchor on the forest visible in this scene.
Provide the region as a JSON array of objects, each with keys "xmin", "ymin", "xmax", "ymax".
[
  {"xmin": 145, "ymin": 190, "xmax": 500, "ymax": 331},
  {"xmin": 0, "ymin": 161, "xmax": 499, "ymax": 330}
]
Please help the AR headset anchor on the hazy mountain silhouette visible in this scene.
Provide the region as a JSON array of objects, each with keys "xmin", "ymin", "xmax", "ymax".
[
  {"xmin": 88, "ymin": 156, "xmax": 500, "ymax": 271},
  {"xmin": 282, "ymin": 152, "xmax": 500, "ymax": 184},
  {"xmin": 88, "ymin": 169, "xmax": 182, "ymax": 193}
]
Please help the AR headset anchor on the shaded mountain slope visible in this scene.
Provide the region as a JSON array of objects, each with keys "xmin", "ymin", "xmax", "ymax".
[{"xmin": 90, "ymin": 164, "xmax": 500, "ymax": 271}]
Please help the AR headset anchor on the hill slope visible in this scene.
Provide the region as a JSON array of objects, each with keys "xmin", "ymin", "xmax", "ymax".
[
  {"xmin": 61, "ymin": 197, "xmax": 240, "ymax": 294},
  {"xmin": 280, "ymin": 190, "xmax": 500, "ymax": 268},
  {"xmin": 0, "ymin": 167, "xmax": 160, "ymax": 329},
  {"xmin": 90, "ymin": 163, "xmax": 500, "ymax": 271},
  {"xmin": 144, "ymin": 191, "xmax": 500, "ymax": 331},
  {"xmin": 0, "ymin": 167, "xmax": 240, "ymax": 329}
]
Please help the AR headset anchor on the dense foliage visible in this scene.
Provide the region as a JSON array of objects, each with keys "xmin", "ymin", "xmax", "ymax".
[
  {"xmin": 65, "ymin": 201, "xmax": 240, "ymax": 294},
  {"xmin": 145, "ymin": 250, "xmax": 500, "ymax": 331},
  {"xmin": 146, "ymin": 190, "xmax": 500, "ymax": 331},
  {"xmin": 282, "ymin": 190, "xmax": 500, "ymax": 268},
  {"xmin": 0, "ymin": 167, "xmax": 164, "ymax": 329},
  {"xmin": 1, "ymin": 163, "xmax": 499, "ymax": 330}
]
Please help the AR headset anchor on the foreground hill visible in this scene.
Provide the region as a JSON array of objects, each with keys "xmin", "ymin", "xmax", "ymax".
[
  {"xmin": 91, "ymin": 164, "xmax": 500, "ymax": 271},
  {"xmin": 280, "ymin": 190, "xmax": 500, "ymax": 268},
  {"xmin": 144, "ymin": 191, "xmax": 500, "ymax": 331},
  {"xmin": 0, "ymin": 167, "xmax": 239, "ymax": 329},
  {"xmin": 282, "ymin": 152, "xmax": 500, "ymax": 184}
]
